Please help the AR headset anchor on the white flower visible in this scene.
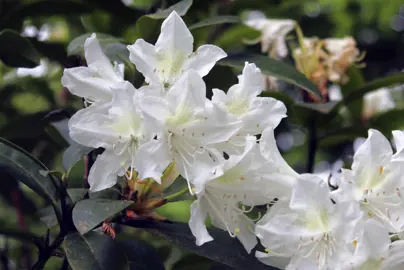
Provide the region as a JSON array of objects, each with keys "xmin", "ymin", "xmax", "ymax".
[
  {"xmin": 212, "ymin": 62, "xmax": 286, "ymax": 154},
  {"xmin": 127, "ymin": 11, "xmax": 226, "ymax": 90},
  {"xmin": 68, "ymin": 81, "xmax": 169, "ymax": 192},
  {"xmin": 363, "ymin": 88, "xmax": 395, "ymax": 119},
  {"xmin": 244, "ymin": 11, "xmax": 295, "ymax": 58},
  {"xmin": 256, "ymin": 175, "xmax": 363, "ymax": 270},
  {"xmin": 139, "ymin": 70, "xmax": 242, "ymax": 190},
  {"xmin": 17, "ymin": 59, "xmax": 48, "ymax": 77},
  {"xmin": 332, "ymin": 129, "xmax": 404, "ymax": 235},
  {"xmin": 189, "ymin": 133, "xmax": 296, "ymax": 252},
  {"xmin": 62, "ymin": 33, "xmax": 124, "ymax": 103}
]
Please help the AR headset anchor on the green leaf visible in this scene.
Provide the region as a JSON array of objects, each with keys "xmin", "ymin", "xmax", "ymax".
[
  {"xmin": 213, "ymin": 25, "xmax": 260, "ymax": 50},
  {"xmin": 37, "ymin": 205, "xmax": 59, "ymax": 228},
  {"xmin": 73, "ymin": 199, "xmax": 133, "ymax": 235},
  {"xmin": 0, "ymin": 137, "xmax": 59, "ymax": 204},
  {"xmin": 0, "ymin": 226, "xmax": 42, "ymax": 248},
  {"xmin": 67, "ymin": 33, "xmax": 123, "ymax": 57},
  {"xmin": 129, "ymin": 221, "xmax": 273, "ymax": 270},
  {"xmin": 119, "ymin": 239, "xmax": 164, "ymax": 270},
  {"xmin": 146, "ymin": 0, "xmax": 193, "ymax": 19},
  {"xmin": 67, "ymin": 188, "xmax": 88, "ymax": 204},
  {"xmin": 329, "ymin": 73, "xmax": 404, "ymax": 117},
  {"xmin": 369, "ymin": 108, "xmax": 404, "ymax": 135},
  {"xmin": 189, "ymin": 16, "xmax": 240, "ymax": 30},
  {"xmin": 0, "ymin": 29, "xmax": 40, "ymax": 68},
  {"xmin": 135, "ymin": 0, "xmax": 192, "ymax": 41},
  {"xmin": 340, "ymin": 66, "xmax": 366, "ymax": 119},
  {"xmin": 218, "ymin": 54, "xmax": 321, "ymax": 98},
  {"xmin": 64, "ymin": 232, "xmax": 129, "ymax": 270}
]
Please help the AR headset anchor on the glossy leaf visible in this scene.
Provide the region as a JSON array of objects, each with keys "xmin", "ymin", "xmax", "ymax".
[
  {"xmin": 67, "ymin": 188, "xmax": 88, "ymax": 204},
  {"xmin": 67, "ymin": 33, "xmax": 123, "ymax": 57},
  {"xmin": 119, "ymin": 239, "xmax": 165, "ymax": 270},
  {"xmin": 218, "ymin": 54, "xmax": 321, "ymax": 98},
  {"xmin": 146, "ymin": 0, "xmax": 192, "ymax": 19},
  {"xmin": 73, "ymin": 199, "xmax": 133, "ymax": 235},
  {"xmin": 64, "ymin": 232, "xmax": 129, "ymax": 270},
  {"xmin": 0, "ymin": 29, "xmax": 40, "ymax": 68},
  {"xmin": 0, "ymin": 137, "xmax": 59, "ymax": 204},
  {"xmin": 189, "ymin": 16, "xmax": 239, "ymax": 30},
  {"xmin": 126, "ymin": 221, "xmax": 274, "ymax": 270}
]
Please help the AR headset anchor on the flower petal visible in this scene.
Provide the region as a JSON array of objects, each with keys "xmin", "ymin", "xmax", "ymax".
[
  {"xmin": 155, "ymin": 11, "xmax": 193, "ymax": 57},
  {"xmin": 183, "ymin": 45, "xmax": 226, "ymax": 77},
  {"xmin": 189, "ymin": 199, "xmax": 214, "ymax": 246},
  {"xmin": 352, "ymin": 129, "xmax": 392, "ymax": 171},
  {"xmin": 127, "ymin": 39, "xmax": 159, "ymax": 84},
  {"xmin": 241, "ymin": 96, "xmax": 286, "ymax": 134},
  {"xmin": 227, "ymin": 62, "xmax": 265, "ymax": 100},
  {"xmin": 88, "ymin": 149, "xmax": 127, "ymax": 192},
  {"xmin": 255, "ymin": 251, "xmax": 291, "ymax": 270},
  {"xmin": 84, "ymin": 33, "xmax": 122, "ymax": 82},
  {"xmin": 61, "ymin": 67, "xmax": 114, "ymax": 101}
]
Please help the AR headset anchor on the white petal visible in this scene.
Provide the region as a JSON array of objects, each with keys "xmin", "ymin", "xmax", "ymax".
[
  {"xmin": 211, "ymin": 88, "xmax": 228, "ymax": 105},
  {"xmin": 392, "ymin": 130, "xmax": 404, "ymax": 161},
  {"xmin": 127, "ymin": 39, "xmax": 159, "ymax": 84},
  {"xmin": 84, "ymin": 33, "xmax": 122, "ymax": 81},
  {"xmin": 260, "ymin": 127, "xmax": 299, "ymax": 177},
  {"xmin": 382, "ymin": 240, "xmax": 404, "ymax": 269},
  {"xmin": 88, "ymin": 150, "xmax": 126, "ymax": 192},
  {"xmin": 183, "ymin": 45, "xmax": 227, "ymax": 77},
  {"xmin": 255, "ymin": 251, "xmax": 291, "ymax": 270},
  {"xmin": 189, "ymin": 199, "xmax": 214, "ymax": 246},
  {"xmin": 241, "ymin": 97, "xmax": 286, "ymax": 134},
  {"xmin": 61, "ymin": 67, "xmax": 113, "ymax": 101},
  {"xmin": 290, "ymin": 174, "xmax": 333, "ymax": 211},
  {"xmin": 184, "ymin": 102, "xmax": 242, "ymax": 145},
  {"xmin": 352, "ymin": 129, "xmax": 392, "ymax": 171},
  {"xmin": 155, "ymin": 11, "xmax": 193, "ymax": 57},
  {"xmin": 68, "ymin": 104, "xmax": 118, "ymax": 149},
  {"xmin": 227, "ymin": 62, "xmax": 265, "ymax": 100},
  {"xmin": 133, "ymin": 138, "xmax": 171, "ymax": 184},
  {"xmin": 166, "ymin": 70, "xmax": 206, "ymax": 111},
  {"xmin": 356, "ymin": 219, "xmax": 390, "ymax": 263}
]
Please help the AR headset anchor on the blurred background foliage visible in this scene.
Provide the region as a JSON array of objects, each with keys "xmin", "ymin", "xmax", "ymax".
[{"xmin": 0, "ymin": 0, "xmax": 403, "ymax": 269}]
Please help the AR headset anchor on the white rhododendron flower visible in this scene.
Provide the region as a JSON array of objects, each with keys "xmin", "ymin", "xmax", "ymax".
[
  {"xmin": 256, "ymin": 175, "xmax": 363, "ymax": 269},
  {"xmin": 212, "ymin": 62, "xmax": 286, "ymax": 153},
  {"xmin": 189, "ymin": 131, "xmax": 296, "ymax": 252},
  {"xmin": 332, "ymin": 129, "xmax": 404, "ymax": 235},
  {"xmin": 62, "ymin": 33, "xmax": 124, "ymax": 103},
  {"xmin": 68, "ymin": 82, "xmax": 169, "ymax": 192},
  {"xmin": 363, "ymin": 88, "xmax": 395, "ymax": 119},
  {"xmin": 244, "ymin": 11, "xmax": 295, "ymax": 58},
  {"xmin": 127, "ymin": 11, "xmax": 226, "ymax": 90},
  {"xmin": 139, "ymin": 70, "xmax": 242, "ymax": 188}
]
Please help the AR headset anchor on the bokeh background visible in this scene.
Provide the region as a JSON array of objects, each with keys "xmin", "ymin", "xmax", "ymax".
[{"xmin": 0, "ymin": 0, "xmax": 403, "ymax": 269}]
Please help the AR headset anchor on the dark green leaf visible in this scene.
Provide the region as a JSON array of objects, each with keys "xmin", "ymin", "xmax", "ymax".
[
  {"xmin": 73, "ymin": 199, "xmax": 133, "ymax": 235},
  {"xmin": 135, "ymin": 0, "xmax": 192, "ymax": 41},
  {"xmin": 67, "ymin": 188, "xmax": 88, "ymax": 204},
  {"xmin": 0, "ymin": 29, "xmax": 40, "ymax": 68},
  {"xmin": 369, "ymin": 108, "xmax": 404, "ymax": 135},
  {"xmin": 329, "ymin": 73, "xmax": 404, "ymax": 117},
  {"xmin": 89, "ymin": 187, "xmax": 121, "ymax": 200},
  {"xmin": 37, "ymin": 205, "xmax": 59, "ymax": 228},
  {"xmin": 218, "ymin": 54, "xmax": 321, "ymax": 98},
  {"xmin": 67, "ymin": 33, "xmax": 123, "ymax": 57},
  {"xmin": 64, "ymin": 232, "xmax": 129, "ymax": 270},
  {"xmin": 340, "ymin": 67, "xmax": 365, "ymax": 119},
  {"xmin": 119, "ymin": 239, "xmax": 164, "ymax": 270},
  {"xmin": 0, "ymin": 137, "xmax": 59, "ymax": 204},
  {"xmin": 127, "ymin": 221, "xmax": 274, "ymax": 270},
  {"xmin": 189, "ymin": 16, "xmax": 239, "ymax": 30},
  {"xmin": 213, "ymin": 25, "xmax": 260, "ymax": 50},
  {"xmin": 146, "ymin": 0, "xmax": 193, "ymax": 19}
]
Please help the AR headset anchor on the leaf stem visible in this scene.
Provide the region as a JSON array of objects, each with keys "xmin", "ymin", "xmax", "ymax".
[{"xmin": 165, "ymin": 187, "xmax": 191, "ymax": 202}]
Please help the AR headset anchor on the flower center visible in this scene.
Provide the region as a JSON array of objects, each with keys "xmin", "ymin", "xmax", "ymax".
[{"xmin": 225, "ymin": 98, "xmax": 250, "ymax": 116}]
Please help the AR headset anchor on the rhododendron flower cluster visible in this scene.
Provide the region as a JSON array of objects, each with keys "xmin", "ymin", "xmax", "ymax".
[{"xmin": 62, "ymin": 11, "xmax": 404, "ymax": 270}]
